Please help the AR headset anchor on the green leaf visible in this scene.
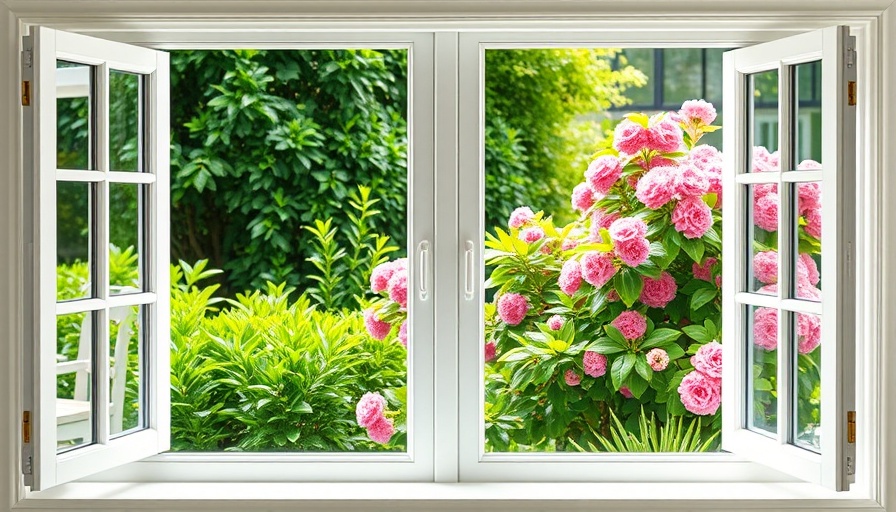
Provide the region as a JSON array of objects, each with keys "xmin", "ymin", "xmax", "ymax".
[
  {"xmin": 690, "ymin": 287, "xmax": 717, "ymax": 311},
  {"xmin": 682, "ymin": 325, "xmax": 713, "ymax": 343},
  {"xmin": 615, "ymin": 269, "xmax": 643, "ymax": 308},
  {"xmin": 590, "ymin": 336, "xmax": 628, "ymax": 355},
  {"xmin": 604, "ymin": 325, "xmax": 630, "ymax": 347},
  {"xmin": 680, "ymin": 237, "xmax": 705, "ymax": 263},
  {"xmin": 611, "ymin": 353, "xmax": 637, "ymax": 390},
  {"xmin": 634, "ymin": 356, "xmax": 653, "ymax": 382},
  {"xmin": 627, "ymin": 373, "xmax": 649, "ymax": 399},
  {"xmin": 640, "ymin": 328, "xmax": 682, "ymax": 350}
]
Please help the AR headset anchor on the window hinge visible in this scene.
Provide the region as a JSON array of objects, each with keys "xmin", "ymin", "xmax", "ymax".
[
  {"xmin": 22, "ymin": 411, "xmax": 33, "ymax": 479},
  {"xmin": 23, "ymin": 410, "xmax": 31, "ymax": 444},
  {"xmin": 847, "ymin": 410, "xmax": 856, "ymax": 444},
  {"xmin": 21, "ymin": 48, "xmax": 32, "ymax": 70},
  {"xmin": 21, "ymin": 81, "xmax": 31, "ymax": 107},
  {"xmin": 846, "ymin": 46, "xmax": 855, "ymax": 68},
  {"xmin": 847, "ymin": 81, "xmax": 857, "ymax": 106}
]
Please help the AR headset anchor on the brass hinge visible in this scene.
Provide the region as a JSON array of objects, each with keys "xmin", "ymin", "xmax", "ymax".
[
  {"xmin": 847, "ymin": 410, "xmax": 856, "ymax": 444},
  {"xmin": 847, "ymin": 81, "xmax": 857, "ymax": 106},
  {"xmin": 21, "ymin": 81, "xmax": 31, "ymax": 107},
  {"xmin": 22, "ymin": 410, "xmax": 31, "ymax": 444}
]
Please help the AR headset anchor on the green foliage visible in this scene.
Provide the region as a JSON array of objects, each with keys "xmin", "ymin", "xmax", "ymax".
[
  {"xmin": 168, "ymin": 49, "xmax": 409, "ymax": 296},
  {"xmin": 485, "ymin": 49, "xmax": 647, "ymax": 228},
  {"xmin": 572, "ymin": 407, "xmax": 719, "ymax": 453}
]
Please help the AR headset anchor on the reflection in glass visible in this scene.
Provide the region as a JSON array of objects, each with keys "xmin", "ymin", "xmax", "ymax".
[
  {"xmin": 57, "ymin": 312, "xmax": 94, "ymax": 452},
  {"xmin": 794, "ymin": 312, "xmax": 821, "ymax": 451},
  {"xmin": 748, "ymin": 305, "xmax": 778, "ymax": 435},
  {"xmin": 663, "ymin": 49, "xmax": 703, "ymax": 105},
  {"xmin": 110, "ymin": 306, "xmax": 143, "ymax": 436},
  {"xmin": 109, "ymin": 71, "xmax": 142, "ymax": 172},
  {"xmin": 109, "ymin": 183, "xmax": 142, "ymax": 294},
  {"xmin": 749, "ymin": 185, "xmax": 779, "ymax": 295},
  {"xmin": 794, "ymin": 181, "xmax": 822, "ymax": 301},
  {"xmin": 750, "ymin": 69, "xmax": 779, "ymax": 167},
  {"xmin": 793, "ymin": 61, "xmax": 822, "ymax": 167},
  {"xmin": 618, "ymin": 49, "xmax": 654, "ymax": 106},
  {"xmin": 56, "ymin": 61, "xmax": 93, "ymax": 170},
  {"xmin": 57, "ymin": 181, "xmax": 93, "ymax": 301}
]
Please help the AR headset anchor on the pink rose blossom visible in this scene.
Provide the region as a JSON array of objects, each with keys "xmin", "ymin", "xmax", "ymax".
[
  {"xmin": 798, "ymin": 253, "xmax": 820, "ymax": 286},
  {"xmin": 689, "ymin": 145, "xmax": 722, "ymax": 172},
  {"xmin": 564, "ymin": 368, "xmax": 582, "ymax": 387},
  {"xmin": 370, "ymin": 261, "xmax": 399, "ymax": 293},
  {"xmin": 754, "ymin": 192, "xmax": 779, "ymax": 232},
  {"xmin": 588, "ymin": 209, "xmax": 620, "ymax": 242},
  {"xmin": 613, "ymin": 119, "xmax": 651, "ymax": 155},
  {"xmin": 690, "ymin": 341, "xmax": 722, "ymax": 380},
  {"xmin": 611, "ymin": 310, "xmax": 648, "ymax": 340},
  {"xmin": 705, "ymin": 169, "xmax": 723, "ymax": 209},
  {"xmin": 646, "ymin": 156, "xmax": 677, "ymax": 170},
  {"xmin": 798, "ymin": 283, "xmax": 823, "ymax": 301},
  {"xmin": 609, "ymin": 217, "xmax": 650, "ymax": 266},
  {"xmin": 678, "ymin": 370, "xmax": 721, "ymax": 415},
  {"xmin": 679, "ymin": 99, "xmax": 717, "ymax": 125},
  {"xmin": 497, "ymin": 292, "xmax": 529, "ymax": 326},
  {"xmin": 559, "ymin": 259, "xmax": 583, "ymax": 296},
  {"xmin": 752, "ymin": 251, "xmax": 778, "ymax": 284},
  {"xmin": 519, "ymin": 226, "xmax": 545, "ymax": 244},
  {"xmin": 615, "ymin": 238, "xmax": 650, "ymax": 267},
  {"xmin": 798, "ymin": 159, "xmax": 822, "ymax": 171},
  {"xmin": 508, "ymin": 206, "xmax": 534, "ymax": 229},
  {"xmin": 640, "ymin": 272, "xmax": 678, "ymax": 308},
  {"xmin": 798, "ymin": 314, "xmax": 821, "ymax": 354},
  {"xmin": 366, "ymin": 416, "xmax": 395, "ymax": 444},
  {"xmin": 571, "ymin": 183, "xmax": 596, "ymax": 213},
  {"xmin": 672, "ymin": 196, "xmax": 713, "ymax": 239},
  {"xmin": 561, "ymin": 238, "xmax": 579, "ymax": 251},
  {"xmin": 364, "ymin": 309, "xmax": 392, "ymax": 340},
  {"xmin": 356, "ymin": 392, "xmax": 386, "ymax": 428},
  {"xmin": 693, "ymin": 257, "xmax": 717, "ymax": 282},
  {"xmin": 798, "ymin": 182, "xmax": 821, "ymax": 214},
  {"xmin": 585, "ymin": 155, "xmax": 623, "ymax": 195},
  {"xmin": 752, "ymin": 147, "xmax": 780, "ymax": 173},
  {"xmin": 635, "ymin": 166, "xmax": 677, "ymax": 209},
  {"xmin": 804, "ymin": 207, "xmax": 822, "ymax": 238},
  {"xmin": 484, "ymin": 341, "xmax": 496, "ymax": 362},
  {"xmin": 619, "ymin": 386, "xmax": 634, "ymax": 398},
  {"xmin": 753, "ymin": 307, "xmax": 778, "ymax": 351},
  {"xmin": 646, "ymin": 348, "xmax": 670, "ymax": 371},
  {"xmin": 583, "ymin": 351, "xmax": 608, "ymax": 378},
  {"xmin": 547, "ymin": 315, "xmax": 565, "ymax": 331},
  {"xmin": 387, "ymin": 272, "xmax": 408, "ymax": 308},
  {"xmin": 398, "ymin": 320, "xmax": 408, "ymax": 347},
  {"xmin": 675, "ymin": 164, "xmax": 711, "ymax": 199},
  {"xmin": 607, "ymin": 290, "xmax": 620, "ymax": 302},
  {"xmin": 647, "ymin": 116, "xmax": 685, "ymax": 153},
  {"xmin": 580, "ymin": 251, "xmax": 617, "ymax": 288}
]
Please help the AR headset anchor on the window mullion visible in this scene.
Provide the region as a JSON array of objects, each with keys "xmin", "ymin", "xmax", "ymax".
[{"xmin": 94, "ymin": 62, "xmax": 111, "ymax": 446}]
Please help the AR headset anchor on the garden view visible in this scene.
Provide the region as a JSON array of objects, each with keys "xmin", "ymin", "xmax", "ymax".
[{"xmin": 54, "ymin": 48, "xmax": 823, "ymax": 454}]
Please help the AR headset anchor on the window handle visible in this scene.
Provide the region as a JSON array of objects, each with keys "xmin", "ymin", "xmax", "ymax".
[
  {"xmin": 464, "ymin": 241, "xmax": 475, "ymax": 301},
  {"xmin": 417, "ymin": 240, "xmax": 430, "ymax": 302}
]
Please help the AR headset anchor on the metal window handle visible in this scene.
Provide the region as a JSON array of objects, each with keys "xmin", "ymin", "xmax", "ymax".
[
  {"xmin": 417, "ymin": 240, "xmax": 430, "ymax": 301},
  {"xmin": 464, "ymin": 241, "xmax": 475, "ymax": 301}
]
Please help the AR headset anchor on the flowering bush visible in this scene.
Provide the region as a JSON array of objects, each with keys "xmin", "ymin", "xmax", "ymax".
[{"xmin": 482, "ymin": 99, "xmax": 824, "ymax": 451}]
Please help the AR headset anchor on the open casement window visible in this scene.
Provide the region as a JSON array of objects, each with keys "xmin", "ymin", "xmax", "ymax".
[
  {"xmin": 721, "ymin": 25, "xmax": 856, "ymax": 490},
  {"xmin": 22, "ymin": 26, "xmax": 170, "ymax": 490}
]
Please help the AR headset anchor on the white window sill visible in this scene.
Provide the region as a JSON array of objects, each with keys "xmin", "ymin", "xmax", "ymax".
[{"xmin": 18, "ymin": 482, "xmax": 881, "ymax": 511}]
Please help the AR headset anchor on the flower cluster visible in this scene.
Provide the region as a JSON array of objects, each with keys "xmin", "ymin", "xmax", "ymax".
[
  {"xmin": 355, "ymin": 392, "xmax": 395, "ymax": 445},
  {"xmin": 364, "ymin": 258, "xmax": 410, "ymax": 346},
  {"xmin": 678, "ymin": 342, "xmax": 722, "ymax": 416}
]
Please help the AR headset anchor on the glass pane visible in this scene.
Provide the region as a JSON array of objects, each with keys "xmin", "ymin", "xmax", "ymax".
[
  {"xmin": 704, "ymin": 49, "xmax": 724, "ymax": 105},
  {"xmin": 57, "ymin": 312, "xmax": 94, "ymax": 452},
  {"xmin": 749, "ymin": 184, "xmax": 779, "ymax": 295},
  {"xmin": 56, "ymin": 61, "xmax": 93, "ymax": 170},
  {"xmin": 110, "ymin": 305, "xmax": 143, "ymax": 436},
  {"xmin": 167, "ymin": 49, "xmax": 409, "ymax": 453},
  {"xmin": 109, "ymin": 183, "xmax": 142, "ymax": 294},
  {"xmin": 748, "ymin": 305, "xmax": 778, "ymax": 435},
  {"xmin": 750, "ymin": 69, "xmax": 779, "ymax": 171},
  {"xmin": 663, "ymin": 48, "xmax": 703, "ymax": 106},
  {"xmin": 57, "ymin": 181, "xmax": 93, "ymax": 301},
  {"xmin": 794, "ymin": 312, "xmax": 821, "ymax": 451},
  {"xmin": 793, "ymin": 61, "xmax": 822, "ymax": 167},
  {"xmin": 794, "ymin": 181, "xmax": 822, "ymax": 301},
  {"xmin": 109, "ymin": 71, "xmax": 141, "ymax": 172},
  {"xmin": 618, "ymin": 49, "xmax": 654, "ymax": 106}
]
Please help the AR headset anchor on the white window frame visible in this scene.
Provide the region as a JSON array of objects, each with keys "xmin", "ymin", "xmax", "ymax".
[{"xmin": 0, "ymin": 2, "xmax": 893, "ymax": 510}]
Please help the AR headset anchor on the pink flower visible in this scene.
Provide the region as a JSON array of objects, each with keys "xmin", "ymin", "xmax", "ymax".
[
  {"xmin": 387, "ymin": 271, "xmax": 408, "ymax": 308},
  {"xmin": 635, "ymin": 166, "xmax": 676, "ymax": 209},
  {"xmin": 609, "ymin": 217, "xmax": 650, "ymax": 267},
  {"xmin": 693, "ymin": 257, "xmax": 717, "ymax": 282},
  {"xmin": 752, "ymin": 251, "xmax": 778, "ymax": 284},
  {"xmin": 370, "ymin": 261, "xmax": 399, "ymax": 293},
  {"xmin": 585, "ymin": 155, "xmax": 623, "ymax": 195},
  {"xmin": 672, "ymin": 196, "xmax": 713, "ymax": 239},
  {"xmin": 752, "ymin": 147, "xmax": 780, "ymax": 173},
  {"xmin": 366, "ymin": 416, "xmax": 395, "ymax": 444},
  {"xmin": 798, "ymin": 314, "xmax": 821, "ymax": 354},
  {"xmin": 508, "ymin": 206, "xmax": 534, "ymax": 229},
  {"xmin": 753, "ymin": 192, "xmax": 779, "ymax": 232},
  {"xmin": 571, "ymin": 183, "xmax": 596, "ymax": 213},
  {"xmin": 798, "ymin": 159, "xmax": 822, "ymax": 171},
  {"xmin": 689, "ymin": 145, "xmax": 722, "ymax": 171},
  {"xmin": 484, "ymin": 341, "xmax": 496, "ymax": 362},
  {"xmin": 607, "ymin": 290, "xmax": 620, "ymax": 302},
  {"xmin": 690, "ymin": 341, "xmax": 722, "ymax": 380},
  {"xmin": 753, "ymin": 307, "xmax": 778, "ymax": 350},
  {"xmin": 613, "ymin": 119, "xmax": 650, "ymax": 155},
  {"xmin": 798, "ymin": 283, "xmax": 823, "ymax": 301},
  {"xmin": 679, "ymin": 99, "xmax": 717, "ymax": 125},
  {"xmin": 398, "ymin": 320, "xmax": 408, "ymax": 347},
  {"xmin": 677, "ymin": 370, "xmax": 721, "ymax": 415},
  {"xmin": 611, "ymin": 310, "xmax": 647, "ymax": 340},
  {"xmin": 798, "ymin": 182, "xmax": 821, "ymax": 214},
  {"xmin": 561, "ymin": 238, "xmax": 579, "ymax": 251},
  {"xmin": 646, "ymin": 348, "xmax": 670, "ymax": 371},
  {"xmin": 588, "ymin": 209, "xmax": 619, "ymax": 242},
  {"xmin": 615, "ymin": 238, "xmax": 650, "ymax": 267},
  {"xmin": 647, "ymin": 116, "xmax": 685, "ymax": 153},
  {"xmin": 640, "ymin": 271, "xmax": 677, "ymax": 308},
  {"xmin": 539, "ymin": 238, "xmax": 557, "ymax": 255},
  {"xmin": 583, "ymin": 351, "xmax": 608, "ymax": 377},
  {"xmin": 706, "ymin": 169, "xmax": 723, "ymax": 209},
  {"xmin": 798, "ymin": 253, "xmax": 820, "ymax": 286},
  {"xmin": 580, "ymin": 251, "xmax": 616, "ymax": 288},
  {"xmin": 356, "ymin": 392, "xmax": 386, "ymax": 428},
  {"xmin": 559, "ymin": 259, "xmax": 583, "ymax": 296},
  {"xmin": 547, "ymin": 315, "xmax": 565, "ymax": 331},
  {"xmin": 519, "ymin": 226, "xmax": 545, "ymax": 244},
  {"xmin": 364, "ymin": 309, "xmax": 392, "ymax": 341},
  {"xmin": 675, "ymin": 164, "xmax": 711, "ymax": 198},
  {"xmin": 564, "ymin": 369, "xmax": 581, "ymax": 387},
  {"xmin": 619, "ymin": 386, "xmax": 634, "ymax": 398},
  {"xmin": 497, "ymin": 293, "xmax": 528, "ymax": 326},
  {"xmin": 804, "ymin": 207, "xmax": 822, "ymax": 238}
]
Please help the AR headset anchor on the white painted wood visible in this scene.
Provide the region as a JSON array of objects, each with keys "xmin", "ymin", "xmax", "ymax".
[
  {"xmin": 54, "ymin": 66, "xmax": 88, "ymax": 99},
  {"xmin": 722, "ymin": 25, "xmax": 856, "ymax": 491}
]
